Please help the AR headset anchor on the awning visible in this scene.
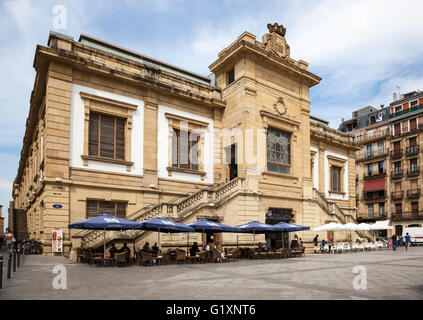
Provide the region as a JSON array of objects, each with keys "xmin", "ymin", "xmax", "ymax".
[{"xmin": 363, "ymin": 179, "xmax": 385, "ymax": 192}]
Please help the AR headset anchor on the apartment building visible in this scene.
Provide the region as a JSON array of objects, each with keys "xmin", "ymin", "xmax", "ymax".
[
  {"xmin": 340, "ymin": 91, "xmax": 423, "ymax": 237},
  {"xmin": 10, "ymin": 24, "xmax": 361, "ymax": 257}
]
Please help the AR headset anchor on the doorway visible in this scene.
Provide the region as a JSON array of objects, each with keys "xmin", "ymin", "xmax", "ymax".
[
  {"xmin": 395, "ymin": 225, "xmax": 403, "ymax": 236},
  {"xmin": 225, "ymin": 144, "xmax": 238, "ymax": 181},
  {"xmin": 265, "ymin": 208, "xmax": 293, "ymax": 249}
]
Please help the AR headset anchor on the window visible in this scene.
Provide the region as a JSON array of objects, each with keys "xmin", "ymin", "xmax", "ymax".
[
  {"xmin": 395, "ymin": 203, "xmax": 402, "ymax": 216},
  {"xmin": 379, "ymin": 202, "xmax": 385, "ymax": 217},
  {"xmin": 378, "ymin": 161, "xmax": 384, "ymax": 174},
  {"xmin": 86, "ymin": 200, "xmax": 126, "ymax": 219},
  {"xmin": 366, "ymin": 144, "xmax": 373, "ymax": 158},
  {"xmin": 227, "ymin": 68, "xmax": 235, "ymax": 85},
  {"xmin": 409, "ymin": 137, "xmax": 417, "ymax": 153},
  {"xmin": 89, "ymin": 112, "xmax": 125, "ymax": 160},
  {"xmin": 402, "ymin": 120, "xmax": 409, "ymax": 133},
  {"xmin": 267, "ymin": 127, "xmax": 291, "ymax": 174},
  {"xmin": 393, "ymin": 141, "xmax": 401, "ymax": 155},
  {"xmin": 410, "ymin": 118, "xmax": 417, "ymax": 131},
  {"xmin": 378, "ymin": 141, "xmax": 384, "ymax": 155},
  {"xmin": 172, "ymin": 129, "xmax": 200, "ymax": 171},
  {"xmin": 394, "ymin": 161, "xmax": 402, "ymax": 175},
  {"xmin": 368, "ymin": 204, "xmax": 374, "ymax": 218},
  {"xmin": 411, "ymin": 100, "xmax": 418, "ymax": 108},
  {"xmin": 410, "ymin": 179, "xmax": 418, "ymax": 193},
  {"xmin": 394, "ymin": 123, "xmax": 401, "ymax": 135},
  {"xmin": 410, "ymin": 158, "xmax": 418, "ymax": 172},
  {"xmin": 331, "ymin": 166, "xmax": 342, "ymax": 192},
  {"xmin": 412, "ymin": 202, "xmax": 419, "ymax": 216},
  {"xmin": 367, "ymin": 163, "xmax": 373, "ymax": 176}
]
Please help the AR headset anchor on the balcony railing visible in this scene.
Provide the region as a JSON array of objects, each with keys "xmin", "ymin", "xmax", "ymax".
[
  {"xmin": 363, "ymin": 191, "xmax": 386, "ymax": 201},
  {"xmin": 363, "ymin": 170, "xmax": 386, "ymax": 180},
  {"xmin": 407, "ymin": 189, "xmax": 421, "ymax": 199},
  {"xmin": 354, "ymin": 129, "xmax": 389, "ymax": 143},
  {"xmin": 406, "ymin": 145, "xmax": 419, "ymax": 156},
  {"xmin": 391, "ymin": 169, "xmax": 403, "ymax": 179},
  {"xmin": 356, "ymin": 150, "xmax": 388, "ymax": 162},
  {"xmin": 390, "ymin": 149, "xmax": 403, "ymax": 159},
  {"xmin": 392, "ymin": 210, "xmax": 423, "ymax": 220},
  {"xmin": 391, "ymin": 191, "xmax": 404, "ymax": 200},
  {"xmin": 407, "ymin": 168, "xmax": 420, "ymax": 177},
  {"xmin": 389, "ymin": 104, "xmax": 423, "ymax": 119}
]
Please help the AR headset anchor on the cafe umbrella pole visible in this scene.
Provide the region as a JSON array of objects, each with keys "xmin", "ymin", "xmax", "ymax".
[{"xmin": 103, "ymin": 228, "xmax": 107, "ymax": 266}]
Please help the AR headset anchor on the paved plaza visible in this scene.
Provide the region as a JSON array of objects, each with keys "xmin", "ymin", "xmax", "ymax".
[{"xmin": 1, "ymin": 247, "xmax": 423, "ymax": 300}]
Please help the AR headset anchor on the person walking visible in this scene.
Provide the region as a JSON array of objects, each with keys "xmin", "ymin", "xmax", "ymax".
[
  {"xmin": 405, "ymin": 232, "xmax": 411, "ymax": 251},
  {"xmin": 5, "ymin": 229, "xmax": 16, "ymax": 255},
  {"xmin": 313, "ymin": 235, "xmax": 319, "ymax": 247},
  {"xmin": 391, "ymin": 234, "xmax": 397, "ymax": 251}
]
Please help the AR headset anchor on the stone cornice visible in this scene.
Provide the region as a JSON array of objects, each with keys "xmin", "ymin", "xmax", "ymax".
[{"xmin": 209, "ymin": 39, "xmax": 321, "ymax": 87}]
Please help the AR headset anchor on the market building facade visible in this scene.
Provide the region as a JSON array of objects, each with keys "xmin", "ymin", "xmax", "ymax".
[{"xmin": 10, "ymin": 24, "xmax": 364, "ymax": 258}]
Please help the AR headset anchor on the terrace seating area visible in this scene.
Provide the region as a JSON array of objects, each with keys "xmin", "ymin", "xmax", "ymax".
[{"xmin": 313, "ymin": 241, "xmax": 387, "ymax": 254}]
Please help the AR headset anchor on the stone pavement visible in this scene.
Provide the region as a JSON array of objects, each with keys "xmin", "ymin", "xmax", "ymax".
[{"xmin": 1, "ymin": 247, "xmax": 423, "ymax": 300}]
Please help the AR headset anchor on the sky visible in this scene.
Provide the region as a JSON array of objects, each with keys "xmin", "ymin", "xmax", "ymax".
[{"xmin": 1, "ymin": 0, "xmax": 423, "ymax": 231}]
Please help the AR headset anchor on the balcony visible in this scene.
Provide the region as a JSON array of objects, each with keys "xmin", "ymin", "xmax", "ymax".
[
  {"xmin": 407, "ymin": 168, "xmax": 420, "ymax": 177},
  {"xmin": 391, "ymin": 169, "xmax": 403, "ymax": 180},
  {"xmin": 356, "ymin": 150, "xmax": 388, "ymax": 162},
  {"xmin": 363, "ymin": 170, "xmax": 386, "ymax": 180},
  {"xmin": 389, "ymin": 104, "xmax": 423, "ymax": 119},
  {"xmin": 391, "ymin": 191, "xmax": 404, "ymax": 200},
  {"xmin": 406, "ymin": 145, "xmax": 419, "ymax": 157},
  {"xmin": 354, "ymin": 129, "xmax": 389, "ymax": 143},
  {"xmin": 390, "ymin": 149, "xmax": 403, "ymax": 160},
  {"xmin": 407, "ymin": 189, "xmax": 421, "ymax": 199},
  {"xmin": 363, "ymin": 191, "xmax": 386, "ymax": 201},
  {"xmin": 392, "ymin": 210, "xmax": 423, "ymax": 221}
]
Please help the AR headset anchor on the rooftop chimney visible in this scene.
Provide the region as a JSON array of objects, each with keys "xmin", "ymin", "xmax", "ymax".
[{"xmin": 393, "ymin": 92, "xmax": 398, "ymax": 101}]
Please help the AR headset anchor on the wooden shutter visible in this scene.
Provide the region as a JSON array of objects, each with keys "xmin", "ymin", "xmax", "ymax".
[
  {"xmin": 100, "ymin": 114, "xmax": 115, "ymax": 158},
  {"xmin": 411, "ymin": 179, "xmax": 418, "ymax": 190},
  {"xmin": 116, "ymin": 117, "xmax": 125, "ymax": 160},
  {"xmin": 99, "ymin": 201, "xmax": 115, "ymax": 216},
  {"xmin": 402, "ymin": 121, "xmax": 408, "ymax": 133},
  {"xmin": 410, "ymin": 118, "xmax": 417, "ymax": 131},
  {"xmin": 89, "ymin": 113, "xmax": 99, "ymax": 156},
  {"xmin": 86, "ymin": 200, "xmax": 98, "ymax": 219},
  {"xmin": 394, "ymin": 123, "xmax": 401, "ymax": 135},
  {"xmin": 190, "ymin": 133, "xmax": 200, "ymax": 171},
  {"xmin": 116, "ymin": 202, "xmax": 126, "ymax": 218},
  {"xmin": 172, "ymin": 129, "xmax": 179, "ymax": 167},
  {"xmin": 179, "ymin": 130, "xmax": 189, "ymax": 169}
]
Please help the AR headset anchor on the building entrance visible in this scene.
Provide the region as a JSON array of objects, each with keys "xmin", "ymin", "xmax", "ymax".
[{"xmin": 265, "ymin": 208, "xmax": 293, "ymax": 249}]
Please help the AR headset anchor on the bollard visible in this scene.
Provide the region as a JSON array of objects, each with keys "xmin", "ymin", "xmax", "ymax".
[
  {"xmin": 7, "ymin": 253, "xmax": 11, "ymax": 279},
  {"xmin": 17, "ymin": 251, "xmax": 20, "ymax": 268},
  {"xmin": 0, "ymin": 256, "xmax": 3, "ymax": 289},
  {"xmin": 13, "ymin": 251, "xmax": 16, "ymax": 272}
]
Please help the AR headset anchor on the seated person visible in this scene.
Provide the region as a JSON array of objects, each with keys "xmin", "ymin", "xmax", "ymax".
[
  {"xmin": 118, "ymin": 242, "xmax": 131, "ymax": 263},
  {"xmin": 257, "ymin": 242, "xmax": 265, "ymax": 252},
  {"xmin": 151, "ymin": 242, "xmax": 159, "ymax": 255},
  {"xmin": 141, "ymin": 242, "xmax": 153, "ymax": 253},
  {"xmin": 290, "ymin": 239, "xmax": 299, "ymax": 249},
  {"xmin": 190, "ymin": 242, "xmax": 199, "ymax": 257},
  {"xmin": 205, "ymin": 241, "xmax": 214, "ymax": 251},
  {"xmin": 320, "ymin": 239, "xmax": 327, "ymax": 252},
  {"xmin": 109, "ymin": 243, "xmax": 119, "ymax": 259}
]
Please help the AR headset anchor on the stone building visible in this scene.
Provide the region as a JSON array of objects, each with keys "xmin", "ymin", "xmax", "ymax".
[
  {"xmin": 10, "ymin": 24, "xmax": 365, "ymax": 257},
  {"xmin": 339, "ymin": 91, "xmax": 423, "ymax": 238}
]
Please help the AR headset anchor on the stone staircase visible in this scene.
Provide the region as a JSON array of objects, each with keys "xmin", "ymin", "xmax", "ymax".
[
  {"xmin": 74, "ymin": 178, "xmax": 245, "ymax": 249},
  {"xmin": 313, "ymin": 188, "xmax": 373, "ymax": 240}
]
